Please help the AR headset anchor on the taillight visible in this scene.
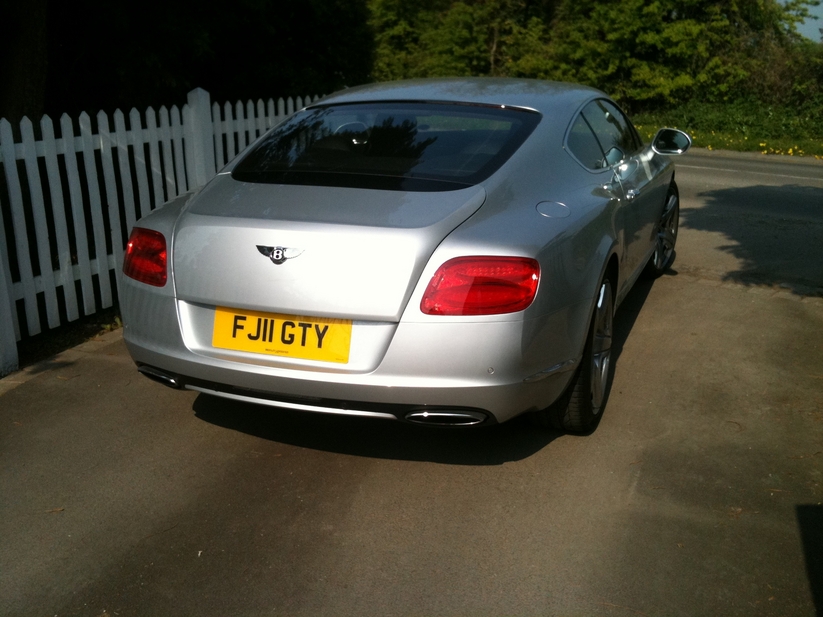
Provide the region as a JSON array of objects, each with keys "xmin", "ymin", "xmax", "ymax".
[
  {"xmin": 420, "ymin": 256, "xmax": 539, "ymax": 316},
  {"xmin": 123, "ymin": 228, "xmax": 167, "ymax": 286}
]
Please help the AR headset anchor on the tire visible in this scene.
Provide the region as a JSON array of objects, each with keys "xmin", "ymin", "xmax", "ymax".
[
  {"xmin": 644, "ymin": 183, "xmax": 679, "ymax": 278},
  {"xmin": 533, "ymin": 277, "xmax": 614, "ymax": 433}
]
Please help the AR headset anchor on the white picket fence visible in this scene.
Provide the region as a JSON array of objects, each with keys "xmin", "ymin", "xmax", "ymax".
[{"xmin": 0, "ymin": 87, "xmax": 318, "ymax": 376}]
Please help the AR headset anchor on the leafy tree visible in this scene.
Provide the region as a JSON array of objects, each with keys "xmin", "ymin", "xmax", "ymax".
[
  {"xmin": 543, "ymin": 0, "xmax": 821, "ymax": 109},
  {"xmin": 369, "ymin": 0, "xmax": 558, "ymax": 80},
  {"xmin": 368, "ymin": 0, "xmax": 820, "ymax": 113}
]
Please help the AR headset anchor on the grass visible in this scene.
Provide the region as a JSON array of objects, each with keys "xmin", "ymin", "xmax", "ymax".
[
  {"xmin": 635, "ymin": 125, "xmax": 823, "ymax": 158},
  {"xmin": 633, "ymin": 100, "xmax": 823, "ymax": 159}
]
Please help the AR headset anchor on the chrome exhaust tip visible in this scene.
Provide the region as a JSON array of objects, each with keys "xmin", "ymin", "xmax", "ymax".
[
  {"xmin": 137, "ymin": 365, "xmax": 183, "ymax": 389},
  {"xmin": 404, "ymin": 410, "xmax": 487, "ymax": 426}
]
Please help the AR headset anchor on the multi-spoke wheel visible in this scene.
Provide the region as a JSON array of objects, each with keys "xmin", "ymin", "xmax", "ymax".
[
  {"xmin": 533, "ymin": 277, "xmax": 614, "ymax": 434},
  {"xmin": 645, "ymin": 183, "xmax": 679, "ymax": 277}
]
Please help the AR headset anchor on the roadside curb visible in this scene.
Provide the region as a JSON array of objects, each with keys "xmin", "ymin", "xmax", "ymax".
[{"xmin": 0, "ymin": 329, "xmax": 124, "ymax": 397}]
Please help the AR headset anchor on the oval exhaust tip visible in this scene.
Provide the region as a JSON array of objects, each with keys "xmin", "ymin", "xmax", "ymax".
[
  {"xmin": 404, "ymin": 410, "xmax": 487, "ymax": 426},
  {"xmin": 138, "ymin": 366, "xmax": 182, "ymax": 389}
]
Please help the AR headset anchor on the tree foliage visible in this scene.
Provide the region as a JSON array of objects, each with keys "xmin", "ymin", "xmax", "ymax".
[
  {"xmin": 369, "ymin": 0, "xmax": 559, "ymax": 80},
  {"xmin": 2, "ymin": 0, "xmax": 820, "ymax": 128},
  {"xmin": 369, "ymin": 0, "xmax": 822, "ymax": 111},
  {"xmin": 545, "ymin": 0, "xmax": 821, "ymax": 109}
]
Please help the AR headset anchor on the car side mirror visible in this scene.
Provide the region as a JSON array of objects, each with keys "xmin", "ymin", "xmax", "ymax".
[
  {"xmin": 603, "ymin": 146, "xmax": 625, "ymax": 167},
  {"xmin": 652, "ymin": 128, "xmax": 692, "ymax": 155}
]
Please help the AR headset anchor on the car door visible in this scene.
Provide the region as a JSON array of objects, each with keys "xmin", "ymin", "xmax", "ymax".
[{"xmin": 579, "ymin": 100, "xmax": 660, "ymax": 278}]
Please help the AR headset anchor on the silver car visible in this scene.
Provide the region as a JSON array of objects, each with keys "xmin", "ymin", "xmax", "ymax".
[{"xmin": 121, "ymin": 78, "xmax": 690, "ymax": 433}]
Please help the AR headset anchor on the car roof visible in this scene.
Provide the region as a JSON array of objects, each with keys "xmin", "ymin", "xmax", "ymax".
[{"xmin": 311, "ymin": 78, "xmax": 605, "ymax": 117}]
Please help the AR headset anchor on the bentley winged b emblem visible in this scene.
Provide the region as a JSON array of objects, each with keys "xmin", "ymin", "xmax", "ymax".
[{"xmin": 256, "ymin": 245, "xmax": 304, "ymax": 265}]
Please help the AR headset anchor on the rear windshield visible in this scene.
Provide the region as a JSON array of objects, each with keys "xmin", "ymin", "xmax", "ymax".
[{"xmin": 231, "ymin": 102, "xmax": 541, "ymax": 191}]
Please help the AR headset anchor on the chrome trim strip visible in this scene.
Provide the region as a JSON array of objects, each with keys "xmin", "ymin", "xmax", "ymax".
[
  {"xmin": 523, "ymin": 359, "xmax": 577, "ymax": 383},
  {"xmin": 186, "ymin": 385, "xmax": 398, "ymax": 420}
]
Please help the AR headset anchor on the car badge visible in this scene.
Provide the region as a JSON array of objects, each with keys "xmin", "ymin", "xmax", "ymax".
[{"xmin": 256, "ymin": 245, "xmax": 304, "ymax": 265}]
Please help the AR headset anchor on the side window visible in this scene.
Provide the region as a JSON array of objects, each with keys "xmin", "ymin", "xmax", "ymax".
[
  {"xmin": 581, "ymin": 100, "xmax": 640, "ymax": 165},
  {"xmin": 566, "ymin": 113, "xmax": 606, "ymax": 170}
]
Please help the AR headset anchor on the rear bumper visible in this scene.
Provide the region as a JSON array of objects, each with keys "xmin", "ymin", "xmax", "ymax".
[
  {"xmin": 121, "ymin": 284, "xmax": 583, "ymax": 424},
  {"xmin": 125, "ymin": 333, "xmax": 574, "ymax": 425},
  {"xmin": 137, "ymin": 363, "xmax": 492, "ymax": 425}
]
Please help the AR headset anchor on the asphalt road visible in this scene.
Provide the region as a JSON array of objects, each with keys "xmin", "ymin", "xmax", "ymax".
[{"xmin": 1, "ymin": 150, "xmax": 822, "ymax": 617}]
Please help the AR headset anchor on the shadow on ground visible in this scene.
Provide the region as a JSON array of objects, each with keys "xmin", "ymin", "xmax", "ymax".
[
  {"xmin": 797, "ymin": 505, "xmax": 823, "ymax": 615},
  {"xmin": 681, "ymin": 184, "xmax": 823, "ymax": 294},
  {"xmin": 192, "ymin": 275, "xmax": 659, "ymax": 465},
  {"xmin": 194, "ymin": 398, "xmax": 556, "ymax": 465}
]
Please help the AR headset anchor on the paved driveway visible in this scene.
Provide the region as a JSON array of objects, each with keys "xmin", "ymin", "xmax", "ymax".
[{"xmin": 1, "ymin": 150, "xmax": 822, "ymax": 617}]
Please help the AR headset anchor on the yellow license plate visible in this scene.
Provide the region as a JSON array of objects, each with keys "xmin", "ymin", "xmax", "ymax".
[{"xmin": 212, "ymin": 307, "xmax": 351, "ymax": 363}]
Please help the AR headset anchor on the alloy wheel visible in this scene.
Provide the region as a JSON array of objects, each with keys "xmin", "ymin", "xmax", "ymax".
[{"xmin": 590, "ymin": 281, "xmax": 613, "ymax": 412}]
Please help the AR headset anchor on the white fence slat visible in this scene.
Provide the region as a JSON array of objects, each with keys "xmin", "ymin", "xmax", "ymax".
[
  {"xmin": 170, "ymin": 106, "xmax": 187, "ymax": 194},
  {"xmin": 79, "ymin": 112, "xmax": 112, "ymax": 308},
  {"xmin": 158, "ymin": 107, "xmax": 177, "ymax": 200},
  {"xmin": 267, "ymin": 99, "xmax": 275, "ymax": 129},
  {"xmin": 212, "ymin": 102, "xmax": 225, "ymax": 169},
  {"xmin": 97, "ymin": 111, "xmax": 125, "ymax": 282},
  {"xmin": 59, "ymin": 114, "xmax": 95, "ymax": 316},
  {"xmin": 277, "ymin": 98, "xmax": 285, "ymax": 121},
  {"xmin": 256, "ymin": 100, "xmax": 265, "ymax": 138},
  {"xmin": 145, "ymin": 108, "xmax": 165, "ymax": 208},
  {"xmin": 223, "ymin": 102, "xmax": 236, "ymax": 160},
  {"xmin": 113, "ymin": 110, "xmax": 138, "ymax": 233},
  {"xmin": 20, "ymin": 118, "xmax": 60, "ymax": 329},
  {"xmin": 182, "ymin": 104, "xmax": 195, "ymax": 192},
  {"xmin": 245, "ymin": 100, "xmax": 254, "ymax": 143},
  {"xmin": 129, "ymin": 108, "xmax": 152, "ymax": 220},
  {"xmin": 287, "ymin": 97, "xmax": 295, "ymax": 116},
  {"xmin": 41, "ymin": 115, "xmax": 79, "ymax": 322},
  {"xmin": 234, "ymin": 102, "xmax": 247, "ymax": 151},
  {"xmin": 0, "ymin": 118, "xmax": 41, "ymax": 335},
  {"xmin": 0, "ymin": 190, "xmax": 21, "ymax": 341},
  {"xmin": 0, "ymin": 234, "xmax": 18, "ymax": 371},
  {"xmin": 185, "ymin": 88, "xmax": 215, "ymax": 186}
]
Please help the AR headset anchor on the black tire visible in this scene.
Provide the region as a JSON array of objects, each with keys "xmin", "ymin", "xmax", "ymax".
[
  {"xmin": 644, "ymin": 182, "xmax": 679, "ymax": 278},
  {"xmin": 533, "ymin": 277, "xmax": 615, "ymax": 434}
]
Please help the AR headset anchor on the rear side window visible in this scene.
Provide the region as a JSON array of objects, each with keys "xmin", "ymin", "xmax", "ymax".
[
  {"xmin": 580, "ymin": 100, "xmax": 641, "ymax": 165},
  {"xmin": 232, "ymin": 102, "xmax": 541, "ymax": 191},
  {"xmin": 566, "ymin": 114, "xmax": 606, "ymax": 170}
]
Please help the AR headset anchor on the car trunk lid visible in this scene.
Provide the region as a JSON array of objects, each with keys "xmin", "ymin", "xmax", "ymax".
[{"xmin": 172, "ymin": 175, "xmax": 485, "ymax": 322}]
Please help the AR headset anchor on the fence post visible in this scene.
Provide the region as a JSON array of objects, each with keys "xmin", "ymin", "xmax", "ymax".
[
  {"xmin": 185, "ymin": 88, "xmax": 215, "ymax": 189},
  {"xmin": 0, "ymin": 120, "xmax": 20, "ymax": 374},
  {"xmin": 0, "ymin": 244, "xmax": 18, "ymax": 376}
]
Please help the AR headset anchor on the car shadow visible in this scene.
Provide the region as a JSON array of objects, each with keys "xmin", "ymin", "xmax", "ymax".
[
  {"xmin": 681, "ymin": 184, "xmax": 823, "ymax": 294},
  {"xmin": 611, "ymin": 270, "xmax": 656, "ymax": 367},
  {"xmin": 193, "ymin": 395, "xmax": 560, "ymax": 465},
  {"xmin": 192, "ymin": 269, "xmax": 660, "ymax": 465}
]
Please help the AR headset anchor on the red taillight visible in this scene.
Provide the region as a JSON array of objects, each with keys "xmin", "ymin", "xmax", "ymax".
[
  {"xmin": 123, "ymin": 228, "xmax": 167, "ymax": 286},
  {"xmin": 420, "ymin": 256, "xmax": 540, "ymax": 316}
]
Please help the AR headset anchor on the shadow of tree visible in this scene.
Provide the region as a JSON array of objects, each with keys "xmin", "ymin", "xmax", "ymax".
[
  {"xmin": 681, "ymin": 184, "xmax": 823, "ymax": 295},
  {"xmin": 797, "ymin": 504, "xmax": 823, "ymax": 616}
]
